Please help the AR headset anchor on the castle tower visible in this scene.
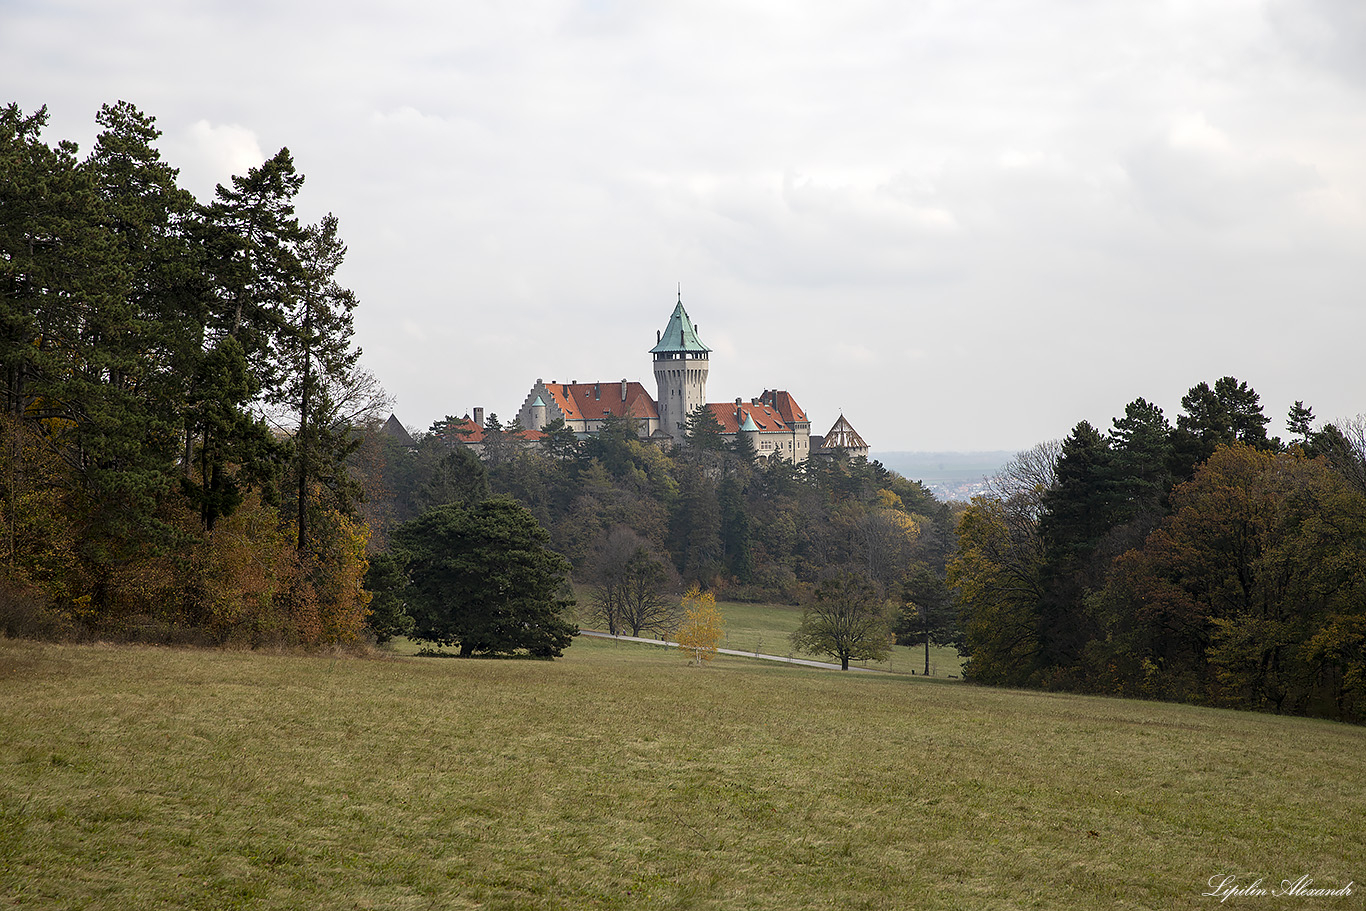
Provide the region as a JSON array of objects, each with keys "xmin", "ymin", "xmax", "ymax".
[
  {"xmin": 650, "ymin": 293, "xmax": 710, "ymax": 444},
  {"xmin": 528, "ymin": 395, "xmax": 548, "ymax": 431}
]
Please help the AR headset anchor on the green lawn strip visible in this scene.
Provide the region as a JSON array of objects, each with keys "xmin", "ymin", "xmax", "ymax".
[
  {"xmin": 578, "ymin": 596, "xmax": 965, "ymax": 677},
  {"xmin": 717, "ymin": 598, "xmax": 964, "ymax": 677},
  {"xmin": 1, "ymin": 639, "xmax": 1361, "ymax": 910}
]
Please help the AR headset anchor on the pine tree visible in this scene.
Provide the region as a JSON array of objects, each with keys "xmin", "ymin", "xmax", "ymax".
[
  {"xmin": 394, "ymin": 497, "xmax": 577, "ymax": 657},
  {"xmin": 685, "ymin": 403, "xmax": 726, "ymax": 452},
  {"xmin": 285, "ymin": 214, "xmax": 362, "ymax": 552}
]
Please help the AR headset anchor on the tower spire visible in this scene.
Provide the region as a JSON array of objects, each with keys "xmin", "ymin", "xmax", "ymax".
[{"xmin": 652, "ymin": 290, "xmax": 710, "ymax": 444}]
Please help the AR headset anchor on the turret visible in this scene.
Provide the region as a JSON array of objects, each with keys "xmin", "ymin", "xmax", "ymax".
[{"xmin": 650, "ymin": 292, "xmax": 710, "ymax": 444}]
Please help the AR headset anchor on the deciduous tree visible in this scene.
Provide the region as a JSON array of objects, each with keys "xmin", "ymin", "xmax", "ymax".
[
  {"xmin": 589, "ymin": 526, "xmax": 675, "ymax": 636},
  {"xmin": 792, "ymin": 569, "xmax": 891, "ymax": 670},
  {"xmin": 949, "ymin": 496, "xmax": 1044, "ymax": 685},
  {"xmin": 676, "ymin": 584, "xmax": 723, "ymax": 665}
]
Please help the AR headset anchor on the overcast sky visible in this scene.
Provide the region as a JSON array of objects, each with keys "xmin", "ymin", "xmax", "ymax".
[{"xmin": 5, "ymin": 0, "xmax": 1364, "ymax": 452}]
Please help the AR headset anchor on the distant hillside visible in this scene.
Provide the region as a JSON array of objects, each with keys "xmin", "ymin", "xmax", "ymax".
[{"xmin": 873, "ymin": 450, "xmax": 1014, "ymax": 501}]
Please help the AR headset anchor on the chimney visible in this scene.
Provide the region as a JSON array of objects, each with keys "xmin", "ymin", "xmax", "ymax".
[
  {"xmin": 473, "ymin": 407, "xmax": 484, "ymax": 427},
  {"xmin": 594, "ymin": 383, "xmax": 600, "ymax": 400},
  {"xmin": 657, "ymin": 330, "xmax": 661, "ymax": 343},
  {"xmin": 621, "ymin": 379, "xmax": 628, "ymax": 401}
]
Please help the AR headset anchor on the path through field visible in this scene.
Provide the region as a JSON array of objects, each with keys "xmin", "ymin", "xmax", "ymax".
[{"xmin": 578, "ymin": 629, "xmax": 880, "ymax": 671}]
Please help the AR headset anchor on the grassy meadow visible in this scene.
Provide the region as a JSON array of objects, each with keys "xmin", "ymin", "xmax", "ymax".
[
  {"xmin": 575, "ymin": 595, "xmax": 966, "ymax": 678},
  {"xmin": 2, "ymin": 634, "xmax": 1363, "ymax": 910}
]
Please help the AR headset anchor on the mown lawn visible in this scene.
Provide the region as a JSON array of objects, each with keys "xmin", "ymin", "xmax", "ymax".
[
  {"xmin": 574, "ymin": 595, "xmax": 965, "ymax": 677},
  {"xmin": 708, "ymin": 599, "xmax": 963, "ymax": 677},
  {"xmin": 1, "ymin": 635, "xmax": 1362, "ymax": 910}
]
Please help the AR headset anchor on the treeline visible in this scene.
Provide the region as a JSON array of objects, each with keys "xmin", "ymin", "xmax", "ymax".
[
  {"xmin": 1, "ymin": 102, "xmax": 383, "ymax": 645},
  {"xmin": 363, "ymin": 410, "xmax": 956, "ymax": 642},
  {"xmin": 952, "ymin": 377, "xmax": 1366, "ymax": 722}
]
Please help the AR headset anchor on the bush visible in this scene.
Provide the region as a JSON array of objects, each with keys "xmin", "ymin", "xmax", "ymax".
[{"xmin": 0, "ymin": 574, "xmax": 75, "ymax": 641}]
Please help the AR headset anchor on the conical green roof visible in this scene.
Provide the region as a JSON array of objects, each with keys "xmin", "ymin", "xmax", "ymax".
[{"xmin": 649, "ymin": 299, "xmax": 710, "ymax": 354}]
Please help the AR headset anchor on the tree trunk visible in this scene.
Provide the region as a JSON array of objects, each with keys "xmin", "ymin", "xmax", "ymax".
[{"xmin": 297, "ymin": 303, "xmax": 312, "ymax": 553}]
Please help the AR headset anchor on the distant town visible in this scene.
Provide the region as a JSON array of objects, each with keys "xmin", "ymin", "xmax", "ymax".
[{"xmin": 871, "ymin": 451, "xmax": 1013, "ymax": 501}]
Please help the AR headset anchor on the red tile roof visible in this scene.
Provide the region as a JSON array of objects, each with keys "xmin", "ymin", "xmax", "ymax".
[
  {"xmin": 449, "ymin": 418, "xmax": 544, "ymax": 444},
  {"xmin": 542, "ymin": 381, "xmax": 659, "ymax": 422},
  {"xmin": 706, "ymin": 402, "xmax": 793, "ymax": 434},
  {"xmin": 759, "ymin": 390, "xmax": 808, "ymax": 424}
]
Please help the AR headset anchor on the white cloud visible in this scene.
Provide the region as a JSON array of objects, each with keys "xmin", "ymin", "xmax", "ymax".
[{"xmin": 181, "ymin": 120, "xmax": 264, "ymax": 194}]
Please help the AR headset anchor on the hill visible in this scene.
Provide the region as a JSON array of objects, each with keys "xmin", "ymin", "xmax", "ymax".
[{"xmin": 2, "ymin": 638, "xmax": 1360, "ymax": 910}]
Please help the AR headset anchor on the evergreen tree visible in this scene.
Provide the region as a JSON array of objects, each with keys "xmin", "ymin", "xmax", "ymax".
[
  {"xmin": 1036, "ymin": 421, "xmax": 1114, "ymax": 669},
  {"xmin": 730, "ymin": 429, "xmax": 758, "ymax": 464},
  {"xmin": 669, "ymin": 461, "xmax": 722, "ymax": 581},
  {"xmin": 192, "ymin": 148, "xmax": 308, "ymax": 524},
  {"xmin": 685, "ymin": 403, "xmax": 726, "ymax": 452},
  {"xmin": 1287, "ymin": 401, "xmax": 1315, "ymax": 445},
  {"xmin": 394, "ymin": 497, "xmax": 577, "ymax": 658},
  {"xmin": 284, "ymin": 213, "xmax": 363, "ymax": 552},
  {"xmin": 362, "ymin": 551, "xmax": 413, "ymax": 644},
  {"xmin": 896, "ymin": 566, "xmax": 959, "ymax": 676},
  {"xmin": 1108, "ymin": 397, "xmax": 1174, "ymax": 529},
  {"xmin": 414, "ymin": 445, "xmax": 490, "ymax": 513},
  {"xmin": 718, "ymin": 473, "xmax": 754, "ymax": 581},
  {"xmin": 540, "ymin": 417, "xmax": 579, "ymax": 461},
  {"xmin": 1172, "ymin": 376, "xmax": 1274, "ymax": 478},
  {"xmin": 202, "ymin": 148, "xmax": 306, "ymax": 390}
]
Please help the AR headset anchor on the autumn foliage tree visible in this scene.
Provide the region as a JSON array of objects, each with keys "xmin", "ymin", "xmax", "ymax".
[
  {"xmin": 1091, "ymin": 445, "xmax": 1366, "ymax": 715},
  {"xmin": 677, "ymin": 584, "xmax": 724, "ymax": 665}
]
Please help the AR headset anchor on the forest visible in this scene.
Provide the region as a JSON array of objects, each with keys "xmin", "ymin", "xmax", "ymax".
[
  {"xmin": 359, "ymin": 408, "xmax": 955, "ymax": 654},
  {"xmin": 952, "ymin": 380, "xmax": 1366, "ymax": 723},
  {"xmin": 4, "ymin": 101, "xmax": 1365, "ymax": 723},
  {"xmin": 1, "ymin": 101, "xmax": 379, "ymax": 645}
]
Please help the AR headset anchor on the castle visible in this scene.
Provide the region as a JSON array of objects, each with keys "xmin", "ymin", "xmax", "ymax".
[{"xmin": 428, "ymin": 296, "xmax": 867, "ymax": 462}]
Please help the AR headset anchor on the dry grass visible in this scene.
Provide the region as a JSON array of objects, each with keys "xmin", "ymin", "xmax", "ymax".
[{"xmin": 1, "ymin": 635, "xmax": 1362, "ymax": 910}]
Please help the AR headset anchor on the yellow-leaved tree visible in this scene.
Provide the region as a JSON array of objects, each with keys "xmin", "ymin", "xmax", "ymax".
[{"xmin": 676, "ymin": 584, "xmax": 724, "ymax": 666}]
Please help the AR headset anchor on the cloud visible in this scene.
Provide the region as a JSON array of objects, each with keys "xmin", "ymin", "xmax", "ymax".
[
  {"xmin": 1124, "ymin": 113, "xmax": 1323, "ymax": 229},
  {"xmin": 179, "ymin": 120, "xmax": 264, "ymax": 194},
  {"xmin": 1267, "ymin": 0, "xmax": 1366, "ymax": 87},
  {"xmin": 5, "ymin": 0, "xmax": 1366, "ymax": 451}
]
